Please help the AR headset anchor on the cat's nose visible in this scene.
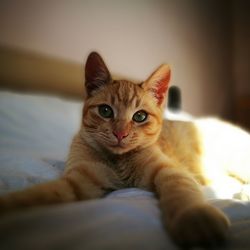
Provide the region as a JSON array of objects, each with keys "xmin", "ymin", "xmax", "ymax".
[{"xmin": 113, "ymin": 130, "xmax": 129, "ymax": 141}]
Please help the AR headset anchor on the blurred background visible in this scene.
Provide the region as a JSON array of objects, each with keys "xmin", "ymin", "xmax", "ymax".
[{"xmin": 0, "ymin": 0, "xmax": 249, "ymax": 129}]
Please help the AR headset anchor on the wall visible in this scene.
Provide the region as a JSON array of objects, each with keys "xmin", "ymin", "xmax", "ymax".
[
  {"xmin": 231, "ymin": 0, "xmax": 250, "ymax": 129},
  {"xmin": 0, "ymin": 0, "xmax": 233, "ymax": 117},
  {"xmin": 232, "ymin": 0, "xmax": 250, "ymax": 96}
]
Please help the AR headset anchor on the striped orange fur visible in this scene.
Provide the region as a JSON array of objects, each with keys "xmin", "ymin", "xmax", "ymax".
[{"xmin": 1, "ymin": 51, "xmax": 250, "ymax": 247}]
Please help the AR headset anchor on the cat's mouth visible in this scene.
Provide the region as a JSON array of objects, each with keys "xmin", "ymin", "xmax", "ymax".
[
  {"xmin": 109, "ymin": 143, "xmax": 126, "ymax": 149},
  {"xmin": 107, "ymin": 142, "xmax": 132, "ymax": 154}
]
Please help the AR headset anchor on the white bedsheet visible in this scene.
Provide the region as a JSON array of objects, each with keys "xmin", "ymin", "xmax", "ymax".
[
  {"xmin": 0, "ymin": 91, "xmax": 82, "ymax": 194},
  {"xmin": 0, "ymin": 91, "xmax": 250, "ymax": 250}
]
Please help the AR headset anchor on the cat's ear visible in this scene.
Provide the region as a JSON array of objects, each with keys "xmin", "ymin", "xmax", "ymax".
[
  {"xmin": 85, "ymin": 52, "xmax": 112, "ymax": 97},
  {"xmin": 142, "ymin": 64, "xmax": 171, "ymax": 106}
]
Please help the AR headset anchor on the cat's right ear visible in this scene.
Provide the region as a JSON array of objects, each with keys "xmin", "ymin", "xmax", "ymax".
[
  {"xmin": 85, "ymin": 52, "xmax": 112, "ymax": 97},
  {"xmin": 141, "ymin": 64, "xmax": 171, "ymax": 107}
]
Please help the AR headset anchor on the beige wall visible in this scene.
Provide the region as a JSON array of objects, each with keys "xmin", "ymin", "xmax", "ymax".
[
  {"xmin": 0, "ymin": 0, "xmax": 234, "ymax": 117},
  {"xmin": 231, "ymin": 0, "xmax": 250, "ymax": 129},
  {"xmin": 232, "ymin": 0, "xmax": 250, "ymax": 96}
]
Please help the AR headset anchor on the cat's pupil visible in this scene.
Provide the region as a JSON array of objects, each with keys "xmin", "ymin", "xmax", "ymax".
[
  {"xmin": 133, "ymin": 110, "xmax": 147, "ymax": 123},
  {"xmin": 98, "ymin": 105, "xmax": 113, "ymax": 118}
]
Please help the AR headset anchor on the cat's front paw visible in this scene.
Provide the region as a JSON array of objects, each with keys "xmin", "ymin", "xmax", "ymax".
[{"xmin": 168, "ymin": 204, "xmax": 230, "ymax": 247}]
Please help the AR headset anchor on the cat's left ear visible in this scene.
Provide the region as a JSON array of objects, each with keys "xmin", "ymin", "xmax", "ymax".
[
  {"xmin": 85, "ymin": 52, "xmax": 112, "ymax": 97},
  {"xmin": 142, "ymin": 64, "xmax": 171, "ymax": 106}
]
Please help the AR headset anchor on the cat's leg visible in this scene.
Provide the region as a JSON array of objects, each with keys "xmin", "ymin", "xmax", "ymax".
[
  {"xmin": 154, "ymin": 167, "xmax": 229, "ymax": 246},
  {"xmin": 138, "ymin": 160, "xmax": 230, "ymax": 247},
  {"xmin": 0, "ymin": 178, "xmax": 79, "ymax": 213},
  {"xmin": 0, "ymin": 163, "xmax": 112, "ymax": 214}
]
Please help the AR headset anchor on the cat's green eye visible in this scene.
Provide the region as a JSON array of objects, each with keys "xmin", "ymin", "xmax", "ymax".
[
  {"xmin": 98, "ymin": 104, "xmax": 114, "ymax": 118},
  {"xmin": 133, "ymin": 110, "xmax": 148, "ymax": 123}
]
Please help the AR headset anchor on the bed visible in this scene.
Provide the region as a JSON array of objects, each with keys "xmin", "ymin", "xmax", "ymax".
[{"xmin": 0, "ymin": 90, "xmax": 250, "ymax": 250}]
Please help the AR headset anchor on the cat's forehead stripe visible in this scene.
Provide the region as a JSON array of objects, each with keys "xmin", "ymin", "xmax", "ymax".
[
  {"xmin": 110, "ymin": 94, "xmax": 115, "ymax": 106},
  {"xmin": 110, "ymin": 80, "xmax": 141, "ymax": 108}
]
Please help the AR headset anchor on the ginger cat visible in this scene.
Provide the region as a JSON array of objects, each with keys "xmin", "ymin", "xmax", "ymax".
[{"xmin": 1, "ymin": 52, "xmax": 250, "ymax": 247}]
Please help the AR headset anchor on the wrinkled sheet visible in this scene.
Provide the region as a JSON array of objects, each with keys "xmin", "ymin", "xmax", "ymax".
[{"xmin": 0, "ymin": 91, "xmax": 250, "ymax": 250}]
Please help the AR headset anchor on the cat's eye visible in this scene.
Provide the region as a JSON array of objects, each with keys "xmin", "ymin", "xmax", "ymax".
[
  {"xmin": 98, "ymin": 104, "xmax": 114, "ymax": 118},
  {"xmin": 133, "ymin": 110, "xmax": 148, "ymax": 123}
]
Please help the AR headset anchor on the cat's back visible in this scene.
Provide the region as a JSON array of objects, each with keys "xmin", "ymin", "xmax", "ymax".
[
  {"xmin": 159, "ymin": 118, "xmax": 250, "ymax": 183},
  {"xmin": 158, "ymin": 119, "xmax": 205, "ymax": 182},
  {"xmin": 159, "ymin": 119, "xmax": 201, "ymax": 157}
]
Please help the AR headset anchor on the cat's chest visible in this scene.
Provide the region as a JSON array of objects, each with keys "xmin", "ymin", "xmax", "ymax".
[{"xmin": 107, "ymin": 155, "xmax": 137, "ymax": 188}]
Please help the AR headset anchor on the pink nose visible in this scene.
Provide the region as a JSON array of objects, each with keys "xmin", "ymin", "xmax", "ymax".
[{"xmin": 113, "ymin": 130, "xmax": 129, "ymax": 141}]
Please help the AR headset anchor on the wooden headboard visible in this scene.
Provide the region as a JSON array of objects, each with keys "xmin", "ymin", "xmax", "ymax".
[{"xmin": 0, "ymin": 46, "xmax": 84, "ymax": 99}]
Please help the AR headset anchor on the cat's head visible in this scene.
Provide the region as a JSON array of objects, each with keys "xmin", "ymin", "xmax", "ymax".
[{"xmin": 82, "ymin": 52, "xmax": 171, "ymax": 155}]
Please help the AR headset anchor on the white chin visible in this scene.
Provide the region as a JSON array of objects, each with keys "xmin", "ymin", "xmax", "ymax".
[{"xmin": 109, "ymin": 146, "xmax": 131, "ymax": 155}]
